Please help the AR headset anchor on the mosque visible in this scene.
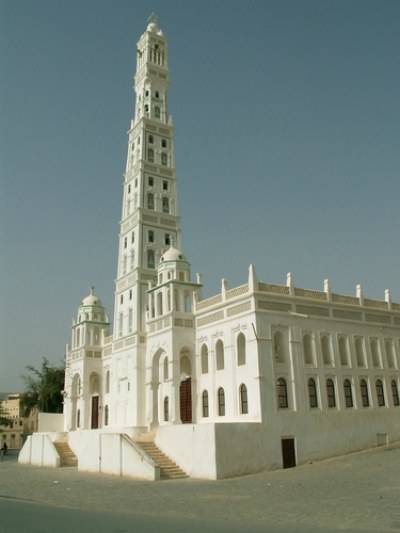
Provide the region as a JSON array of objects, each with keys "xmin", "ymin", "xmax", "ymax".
[{"xmin": 19, "ymin": 19, "xmax": 400, "ymax": 479}]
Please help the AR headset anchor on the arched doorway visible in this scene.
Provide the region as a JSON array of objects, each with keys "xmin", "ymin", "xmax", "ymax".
[
  {"xmin": 150, "ymin": 348, "xmax": 165, "ymax": 427},
  {"xmin": 89, "ymin": 372, "xmax": 100, "ymax": 429},
  {"xmin": 70, "ymin": 373, "xmax": 81, "ymax": 430},
  {"xmin": 179, "ymin": 350, "xmax": 192, "ymax": 423}
]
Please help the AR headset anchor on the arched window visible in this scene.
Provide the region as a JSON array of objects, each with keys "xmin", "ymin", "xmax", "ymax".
[
  {"xmin": 76, "ymin": 328, "xmax": 80, "ymax": 347},
  {"xmin": 276, "ymin": 378, "xmax": 288, "ymax": 409},
  {"xmin": 105, "ymin": 370, "xmax": 110, "ymax": 394},
  {"xmin": 154, "ymin": 106, "xmax": 160, "ymax": 119},
  {"xmin": 326, "ymin": 379, "xmax": 336, "ymax": 408},
  {"xmin": 147, "ymin": 148, "xmax": 154, "ymax": 162},
  {"xmin": 308, "ymin": 378, "xmax": 318, "ymax": 408},
  {"xmin": 147, "ymin": 249, "xmax": 155, "ymax": 269},
  {"xmin": 217, "ymin": 387, "xmax": 225, "ymax": 416},
  {"xmin": 202, "ymin": 390, "xmax": 209, "ymax": 418},
  {"xmin": 147, "ymin": 192, "xmax": 154, "ymax": 210},
  {"xmin": 76, "ymin": 409, "xmax": 80, "ymax": 428},
  {"xmin": 216, "ymin": 340, "xmax": 224, "ymax": 370},
  {"xmin": 376, "ymin": 379, "xmax": 385, "ymax": 407},
  {"xmin": 201, "ymin": 344, "xmax": 209, "ymax": 374},
  {"xmin": 164, "ymin": 397, "xmax": 169, "ymax": 422},
  {"xmin": 104, "ymin": 405, "xmax": 109, "ymax": 426},
  {"xmin": 162, "ymin": 196, "xmax": 169, "ymax": 213},
  {"xmin": 237, "ymin": 333, "xmax": 246, "ymax": 366},
  {"xmin": 370, "ymin": 339, "xmax": 380, "ymax": 367},
  {"xmin": 273, "ymin": 332, "xmax": 284, "ymax": 363},
  {"xmin": 163, "ymin": 357, "xmax": 169, "ymax": 381},
  {"xmin": 303, "ymin": 334, "xmax": 314, "ymax": 365},
  {"xmin": 184, "ymin": 290, "xmax": 191, "ymax": 312},
  {"xmin": 161, "ymin": 153, "xmax": 168, "ymax": 166},
  {"xmin": 343, "ymin": 379, "xmax": 353, "ymax": 408},
  {"xmin": 360, "ymin": 379, "xmax": 369, "ymax": 407},
  {"xmin": 385, "ymin": 340, "xmax": 395, "ymax": 368},
  {"xmin": 321, "ymin": 335, "xmax": 332, "ymax": 366},
  {"xmin": 239, "ymin": 384, "xmax": 248, "ymax": 414},
  {"xmin": 72, "ymin": 374, "xmax": 81, "ymax": 397},
  {"xmin": 148, "ymin": 134, "xmax": 154, "ymax": 144},
  {"xmin": 157, "ymin": 292, "xmax": 163, "ymax": 316},
  {"xmin": 355, "ymin": 338, "xmax": 365, "ymax": 367},
  {"xmin": 339, "ymin": 337, "xmax": 349, "ymax": 366},
  {"xmin": 391, "ymin": 380, "xmax": 400, "ymax": 407}
]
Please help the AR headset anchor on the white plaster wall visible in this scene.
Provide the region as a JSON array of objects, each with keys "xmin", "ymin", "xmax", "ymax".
[
  {"xmin": 214, "ymin": 423, "xmax": 268, "ymax": 478},
  {"xmin": 18, "ymin": 433, "xmax": 60, "ymax": 467},
  {"xmin": 67, "ymin": 429, "xmax": 158, "ymax": 479},
  {"xmin": 156, "ymin": 423, "xmax": 217, "ymax": 479},
  {"xmin": 196, "ymin": 310, "xmax": 261, "ymax": 423},
  {"xmin": 38, "ymin": 413, "xmax": 64, "ymax": 433}
]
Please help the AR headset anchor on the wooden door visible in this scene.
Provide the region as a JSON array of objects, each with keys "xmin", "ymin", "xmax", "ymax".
[
  {"xmin": 91, "ymin": 396, "xmax": 99, "ymax": 429},
  {"xmin": 179, "ymin": 378, "xmax": 192, "ymax": 423},
  {"xmin": 281, "ymin": 438, "xmax": 296, "ymax": 468}
]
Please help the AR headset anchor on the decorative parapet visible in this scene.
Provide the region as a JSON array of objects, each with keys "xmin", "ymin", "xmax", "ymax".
[
  {"xmin": 226, "ymin": 284, "xmax": 248, "ymax": 299},
  {"xmin": 196, "ymin": 294, "xmax": 223, "ymax": 310},
  {"xmin": 193, "ymin": 267, "xmax": 399, "ymax": 324},
  {"xmin": 258, "ymin": 282, "xmax": 290, "ymax": 295},
  {"xmin": 331, "ymin": 293, "xmax": 359, "ymax": 305},
  {"xmin": 294, "ymin": 288, "xmax": 326, "ymax": 300}
]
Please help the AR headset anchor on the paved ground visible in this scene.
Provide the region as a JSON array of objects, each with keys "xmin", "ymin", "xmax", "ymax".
[{"xmin": 1, "ymin": 445, "xmax": 400, "ymax": 533}]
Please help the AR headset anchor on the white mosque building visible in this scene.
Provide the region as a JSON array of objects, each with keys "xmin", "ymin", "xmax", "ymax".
[{"xmin": 20, "ymin": 19, "xmax": 400, "ymax": 480}]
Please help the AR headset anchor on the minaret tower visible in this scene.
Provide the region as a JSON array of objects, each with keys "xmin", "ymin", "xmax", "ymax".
[{"xmin": 114, "ymin": 16, "xmax": 180, "ymax": 340}]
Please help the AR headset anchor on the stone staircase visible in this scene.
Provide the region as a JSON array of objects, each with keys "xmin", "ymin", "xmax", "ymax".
[
  {"xmin": 137, "ymin": 441, "xmax": 188, "ymax": 480},
  {"xmin": 54, "ymin": 441, "xmax": 78, "ymax": 467}
]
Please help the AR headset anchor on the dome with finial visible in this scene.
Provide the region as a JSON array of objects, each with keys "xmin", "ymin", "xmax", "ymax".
[
  {"xmin": 146, "ymin": 12, "xmax": 159, "ymax": 33},
  {"xmin": 160, "ymin": 245, "xmax": 187, "ymax": 263},
  {"xmin": 81, "ymin": 287, "xmax": 103, "ymax": 307}
]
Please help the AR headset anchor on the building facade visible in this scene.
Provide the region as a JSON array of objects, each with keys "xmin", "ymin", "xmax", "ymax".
[
  {"xmin": 20, "ymin": 20, "xmax": 400, "ymax": 479},
  {"xmin": 1, "ymin": 393, "xmax": 38, "ymax": 449}
]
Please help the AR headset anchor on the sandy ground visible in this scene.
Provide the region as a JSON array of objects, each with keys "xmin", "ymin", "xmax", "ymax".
[{"xmin": 0, "ymin": 444, "xmax": 399, "ymax": 533}]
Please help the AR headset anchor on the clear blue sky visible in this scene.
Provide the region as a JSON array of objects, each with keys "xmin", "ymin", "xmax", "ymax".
[{"xmin": 1, "ymin": 0, "xmax": 399, "ymax": 391}]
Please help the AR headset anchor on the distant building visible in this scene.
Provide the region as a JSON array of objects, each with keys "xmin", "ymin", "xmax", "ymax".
[
  {"xmin": 20, "ymin": 19, "xmax": 400, "ymax": 479},
  {"xmin": 0, "ymin": 393, "xmax": 38, "ymax": 449}
]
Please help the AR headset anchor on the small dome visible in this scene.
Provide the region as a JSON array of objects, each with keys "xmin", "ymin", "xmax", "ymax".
[
  {"xmin": 160, "ymin": 246, "xmax": 186, "ymax": 263},
  {"xmin": 81, "ymin": 287, "xmax": 102, "ymax": 307},
  {"xmin": 147, "ymin": 22, "xmax": 158, "ymax": 33}
]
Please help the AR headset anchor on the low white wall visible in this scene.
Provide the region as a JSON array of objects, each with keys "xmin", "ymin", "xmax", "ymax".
[
  {"xmin": 215, "ymin": 423, "xmax": 267, "ymax": 478},
  {"xmin": 156, "ymin": 424, "xmax": 217, "ymax": 479},
  {"xmin": 18, "ymin": 433, "xmax": 60, "ymax": 467},
  {"xmin": 67, "ymin": 430, "xmax": 159, "ymax": 480},
  {"xmin": 38, "ymin": 413, "xmax": 64, "ymax": 433}
]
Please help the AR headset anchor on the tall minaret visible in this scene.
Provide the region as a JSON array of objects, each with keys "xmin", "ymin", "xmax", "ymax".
[{"xmin": 114, "ymin": 17, "xmax": 180, "ymax": 340}]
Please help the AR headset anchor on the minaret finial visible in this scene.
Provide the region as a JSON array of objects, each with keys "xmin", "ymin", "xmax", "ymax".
[{"xmin": 147, "ymin": 12, "xmax": 158, "ymax": 25}]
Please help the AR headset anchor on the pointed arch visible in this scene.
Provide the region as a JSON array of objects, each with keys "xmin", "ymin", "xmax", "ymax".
[
  {"xmin": 239, "ymin": 383, "xmax": 248, "ymax": 414},
  {"xmin": 326, "ymin": 378, "xmax": 336, "ymax": 408},
  {"xmin": 308, "ymin": 378, "xmax": 318, "ymax": 408},
  {"xmin": 217, "ymin": 387, "xmax": 225, "ymax": 416},
  {"xmin": 216, "ymin": 339, "xmax": 224, "ymax": 370},
  {"xmin": 201, "ymin": 344, "xmax": 209, "ymax": 374},
  {"xmin": 276, "ymin": 378, "xmax": 288, "ymax": 409},
  {"xmin": 237, "ymin": 333, "xmax": 246, "ymax": 366},
  {"xmin": 202, "ymin": 390, "xmax": 209, "ymax": 418}
]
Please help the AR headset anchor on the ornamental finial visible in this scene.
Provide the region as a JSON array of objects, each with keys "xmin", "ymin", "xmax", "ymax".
[
  {"xmin": 147, "ymin": 12, "xmax": 158, "ymax": 25},
  {"xmin": 90, "ymin": 286, "xmax": 95, "ymax": 295}
]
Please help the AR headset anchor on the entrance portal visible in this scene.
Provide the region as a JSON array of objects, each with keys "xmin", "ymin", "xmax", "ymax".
[
  {"xmin": 179, "ymin": 378, "xmax": 192, "ymax": 423},
  {"xmin": 281, "ymin": 438, "xmax": 296, "ymax": 468},
  {"xmin": 91, "ymin": 396, "xmax": 99, "ymax": 429}
]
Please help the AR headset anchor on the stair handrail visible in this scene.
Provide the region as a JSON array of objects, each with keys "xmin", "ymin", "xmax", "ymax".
[{"xmin": 121, "ymin": 433, "xmax": 159, "ymax": 469}]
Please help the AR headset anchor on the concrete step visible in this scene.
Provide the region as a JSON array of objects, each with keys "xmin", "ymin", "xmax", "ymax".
[
  {"xmin": 135, "ymin": 440, "xmax": 188, "ymax": 480},
  {"xmin": 54, "ymin": 441, "xmax": 78, "ymax": 467}
]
